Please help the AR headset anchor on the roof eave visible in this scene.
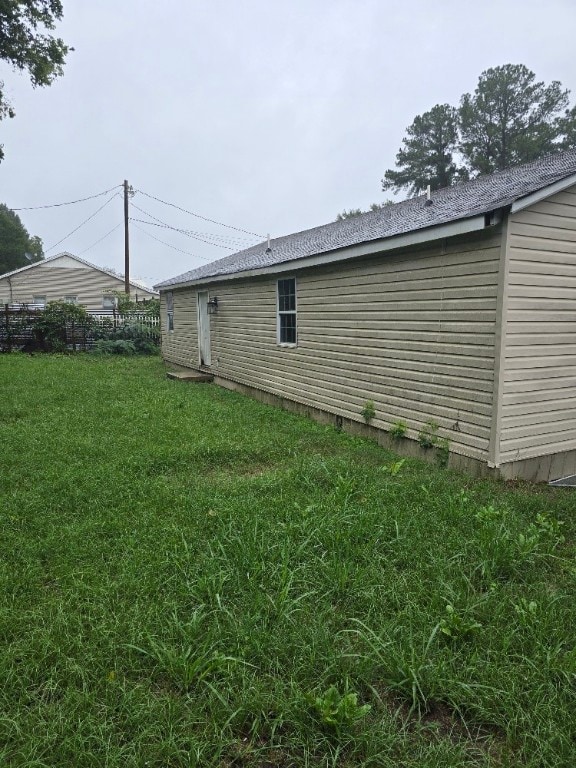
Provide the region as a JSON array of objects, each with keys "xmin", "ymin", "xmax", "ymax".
[
  {"xmin": 156, "ymin": 213, "xmax": 494, "ymax": 291},
  {"xmin": 510, "ymin": 172, "xmax": 576, "ymax": 213}
]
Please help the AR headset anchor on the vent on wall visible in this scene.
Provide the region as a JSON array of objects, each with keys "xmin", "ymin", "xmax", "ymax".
[{"xmin": 549, "ymin": 475, "xmax": 576, "ymax": 487}]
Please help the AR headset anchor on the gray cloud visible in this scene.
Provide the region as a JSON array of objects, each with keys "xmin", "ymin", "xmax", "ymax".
[{"xmin": 2, "ymin": 0, "xmax": 575, "ymax": 286}]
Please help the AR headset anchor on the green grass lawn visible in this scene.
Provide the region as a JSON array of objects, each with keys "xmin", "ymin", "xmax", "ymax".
[{"xmin": 1, "ymin": 354, "xmax": 575, "ymax": 767}]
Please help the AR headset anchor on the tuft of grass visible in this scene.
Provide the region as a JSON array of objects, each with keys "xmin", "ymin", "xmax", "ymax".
[
  {"xmin": 418, "ymin": 419, "xmax": 439, "ymax": 449},
  {"xmin": 360, "ymin": 400, "xmax": 376, "ymax": 424},
  {"xmin": 0, "ymin": 354, "xmax": 575, "ymax": 766},
  {"xmin": 389, "ymin": 420, "xmax": 407, "ymax": 439}
]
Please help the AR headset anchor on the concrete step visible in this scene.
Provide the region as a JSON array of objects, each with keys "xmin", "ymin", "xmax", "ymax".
[{"xmin": 167, "ymin": 370, "xmax": 214, "ymax": 383}]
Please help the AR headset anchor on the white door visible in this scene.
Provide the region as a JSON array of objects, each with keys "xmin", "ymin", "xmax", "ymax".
[{"xmin": 197, "ymin": 291, "xmax": 211, "ymax": 367}]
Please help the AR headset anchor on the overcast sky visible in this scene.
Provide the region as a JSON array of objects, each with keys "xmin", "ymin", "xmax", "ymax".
[{"xmin": 1, "ymin": 0, "xmax": 575, "ymax": 287}]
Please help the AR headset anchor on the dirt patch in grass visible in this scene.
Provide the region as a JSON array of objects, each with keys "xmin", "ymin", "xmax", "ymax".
[{"xmin": 385, "ymin": 694, "xmax": 506, "ymax": 762}]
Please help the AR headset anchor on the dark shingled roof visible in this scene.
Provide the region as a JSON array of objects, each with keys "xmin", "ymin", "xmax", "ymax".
[{"xmin": 156, "ymin": 149, "xmax": 576, "ymax": 289}]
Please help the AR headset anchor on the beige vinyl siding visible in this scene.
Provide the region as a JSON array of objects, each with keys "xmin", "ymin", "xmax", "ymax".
[
  {"xmin": 500, "ymin": 185, "xmax": 576, "ymax": 462},
  {"xmin": 165, "ymin": 231, "xmax": 501, "ymax": 461},
  {"xmin": 0, "ymin": 264, "xmax": 156, "ymax": 310},
  {"xmin": 160, "ymin": 290, "xmax": 198, "ymax": 367}
]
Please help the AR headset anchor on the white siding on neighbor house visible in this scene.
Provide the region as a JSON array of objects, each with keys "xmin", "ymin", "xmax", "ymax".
[
  {"xmin": 499, "ymin": 185, "xmax": 576, "ymax": 463},
  {"xmin": 0, "ymin": 264, "xmax": 156, "ymax": 310},
  {"xmin": 165, "ymin": 231, "xmax": 501, "ymax": 461}
]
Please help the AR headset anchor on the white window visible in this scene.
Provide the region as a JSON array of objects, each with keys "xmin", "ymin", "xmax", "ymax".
[
  {"xmin": 277, "ymin": 278, "xmax": 297, "ymax": 345},
  {"xmin": 166, "ymin": 291, "xmax": 174, "ymax": 331},
  {"xmin": 32, "ymin": 295, "xmax": 46, "ymax": 306},
  {"xmin": 64, "ymin": 295, "xmax": 78, "ymax": 304},
  {"xmin": 102, "ymin": 295, "xmax": 116, "ymax": 310}
]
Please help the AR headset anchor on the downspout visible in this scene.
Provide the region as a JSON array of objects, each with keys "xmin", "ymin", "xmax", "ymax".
[{"xmin": 7, "ymin": 276, "xmax": 14, "ymax": 303}]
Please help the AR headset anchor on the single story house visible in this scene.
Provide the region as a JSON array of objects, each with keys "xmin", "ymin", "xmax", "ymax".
[
  {"xmin": 0, "ymin": 252, "xmax": 158, "ymax": 311},
  {"xmin": 155, "ymin": 149, "xmax": 576, "ymax": 482}
]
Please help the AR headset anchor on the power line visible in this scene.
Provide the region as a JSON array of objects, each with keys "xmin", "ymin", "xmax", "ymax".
[
  {"xmin": 45, "ymin": 194, "xmax": 121, "ymax": 253},
  {"xmin": 10, "ymin": 185, "xmax": 122, "ymax": 211},
  {"xmin": 137, "ymin": 203, "xmax": 250, "ymax": 249},
  {"xmin": 135, "ymin": 188, "xmax": 264, "ymax": 238},
  {"xmin": 130, "ymin": 200, "xmax": 251, "ymax": 247},
  {"xmin": 129, "ymin": 204, "xmax": 236, "ymax": 250},
  {"xmin": 130, "ymin": 216, "xmax": 233, "ymax": 250},
  {"xmin": 78, "ymin": 223, "xmax": 123, "ymax": 255},
  {"xmin": 131, "ymin": 221, "xmax": 218, "ymax": 263}
]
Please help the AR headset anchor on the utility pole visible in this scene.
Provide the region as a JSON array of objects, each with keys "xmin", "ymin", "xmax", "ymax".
[{"xmin": 123, "ymin": 179, "xmax": 130, "ymax": 294}]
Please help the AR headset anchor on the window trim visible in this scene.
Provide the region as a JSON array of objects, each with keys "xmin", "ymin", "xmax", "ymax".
[
  {"xmin": 32, "ymin": 295, "xmax": 46, "ymax": 306},
  {"xmin": 276, "ymin": 277, "xmax": 297, "ymax": 347},
  {"xmin": 166, "ymin": 291, "xmax": 174, "ymax": 332},
  {"xmin": 102, "ymin": 294, "xmax": 116, "ymax": 310},
  {"xmin": 63, "ymin": 295, "xmax": 78, "ymax": 304}
]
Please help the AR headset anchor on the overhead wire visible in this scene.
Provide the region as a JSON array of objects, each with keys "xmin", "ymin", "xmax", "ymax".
[
  {"xmin": 45, "ymin": 193, "xmax": 121, "ymax": 253},
  {"xmin": 130, "ymin": 200, "xmax": 253, "ymax": 247},
  {"xmin": 131, "ymin": 221, "xmax": 218, "ymax": 263},
  {"xmin": 130, "ymin": 217, "xmax": 232, "ymax": 250},
  {"xmin": 10, "ymin": 185, "xmax": 122, "ymax": 211},
  {"xmin": 10, "ymin": 181, "xmax": 262, "ymax": 265},
  {"xmin": 78, "ymin": 223, "xmax": 123, "ymax": 255},
  {"xmin": 135, "ymin": 188, "xmax": 264, "ymax": 239},
  {"xmin": 129, "ymin": 203, "xmax": 236, "ymax": 250}
]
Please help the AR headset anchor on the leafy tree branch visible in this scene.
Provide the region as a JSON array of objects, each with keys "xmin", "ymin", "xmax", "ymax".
[{"xmin": 0, "ymin": 0, "xmax": 71, "ymax": 160}]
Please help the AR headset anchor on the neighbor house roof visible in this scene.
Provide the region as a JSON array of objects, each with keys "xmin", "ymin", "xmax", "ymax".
[
  {"xmin": 156, "ymin": 149, "xmax": 576, "ymax": 289},
  {"xmin": 0, "ymin": 251, "xmax": 158, "ymax": 294}
]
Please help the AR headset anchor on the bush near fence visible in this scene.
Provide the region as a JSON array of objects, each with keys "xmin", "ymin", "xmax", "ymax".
[
  {"xmin": 91, "ymin": 317, "xmax": 160, "ymax": 355},
  {"xmin": 1, "ymin": 302, "xmax": 160, "ymax": 354}
]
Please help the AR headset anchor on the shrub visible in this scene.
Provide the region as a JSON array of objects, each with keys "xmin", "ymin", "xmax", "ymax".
[
  {"xmin": 92, "ymin": 339, "xmax": 137, "ymax": 355},
  {"xmin": 110, "ymin": 292, "xmax": 160, "ymax": 317},
  {"xmin": 92, "ymin": 320, "xmax": 159, "ymax": 354},
  {"xmin": 35, "ymin": 301, "xmax": 93, "ymax": 352}
]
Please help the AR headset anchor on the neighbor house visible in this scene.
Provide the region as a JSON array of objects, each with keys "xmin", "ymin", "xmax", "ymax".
[
  {"xmin": 0, "ymin": 252, "xmax": 158, "ymax": 311},
  {"xmin": 155, "ymin": 150, "xmax": 576, "ymax": 483}
]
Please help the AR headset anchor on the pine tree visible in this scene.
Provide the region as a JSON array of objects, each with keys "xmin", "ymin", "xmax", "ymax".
[
  {"xmin": 381, "ymin": 65, "xmax": 575, "ymax": 196},
  {"xmin": 459, "ymin": 64, "xmax": 570, "ymax": 175},
  {"xmin": 382, "ymin": 104, "xmax": 461, "ymax": 196}
]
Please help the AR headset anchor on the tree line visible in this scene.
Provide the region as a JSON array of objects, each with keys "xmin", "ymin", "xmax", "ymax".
[
  {"xmin": 382, "ymin": 64, "xmax": 576, "ymax": 196},
  {"xmin": 337, "ymin": 63, "xmax": 576, "ymax": 219},
  {"xmin": 0, "ymin": 205, "xmax": 44, "ymax": 275}
]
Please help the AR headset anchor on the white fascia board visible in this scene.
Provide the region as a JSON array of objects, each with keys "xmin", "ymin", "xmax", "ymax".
[
  {"xmin": 510, "ymin": 173, "xmax": 576, "ymax": 213},
  {"xmin": 158, "ymin": 214, "xmax": 489, "ymax": 291},
  {"xmin": 0, "ymin": 257, "xmax": 55, "ymax": 280}
]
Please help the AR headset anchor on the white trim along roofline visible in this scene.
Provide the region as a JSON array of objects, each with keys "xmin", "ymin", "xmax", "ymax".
[
  {"xmin": 157, "ymin": 214, "xmax": 490, "ymax": 291},
  {"xmin": 510, "ymin": 172, "xmax": 576, "ymax": 213}
]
